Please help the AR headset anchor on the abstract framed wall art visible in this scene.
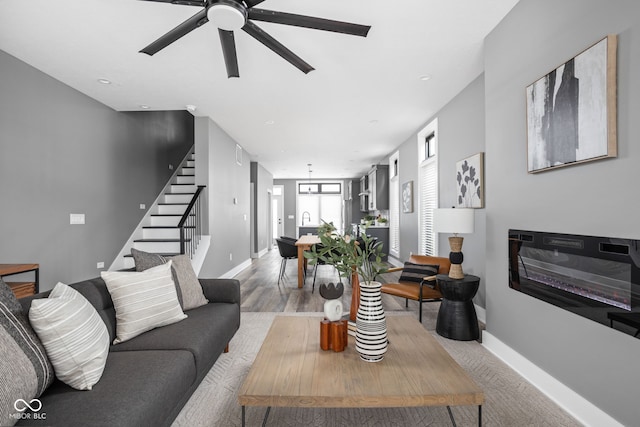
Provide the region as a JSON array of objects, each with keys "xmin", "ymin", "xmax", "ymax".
[
  {"xmin": 456, "ymin": 152, "xmax": 484, "ymax": 208},
  {"xmin": 526, "ymin": 35, "xmax": 617, "ymax": 173}
]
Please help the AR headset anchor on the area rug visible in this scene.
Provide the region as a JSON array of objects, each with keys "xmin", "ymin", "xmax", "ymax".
[{"xmin": 172, "ymin": 312, "xmax": 581, "ymax": 427}]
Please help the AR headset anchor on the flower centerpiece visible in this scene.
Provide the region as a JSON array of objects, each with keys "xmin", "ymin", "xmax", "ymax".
[
  {"xmin": 304, "ymin": 220, "xmax": 389, "ymax": 362},
  {"xmin": 304, "ymin": 221, "xmax": 387, "ymax": 286}
]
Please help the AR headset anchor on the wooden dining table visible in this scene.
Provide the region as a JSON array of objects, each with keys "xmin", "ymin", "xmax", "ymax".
[{"xmin": 294, "ymin": 235, "xmax": 321, "ymax": 288}]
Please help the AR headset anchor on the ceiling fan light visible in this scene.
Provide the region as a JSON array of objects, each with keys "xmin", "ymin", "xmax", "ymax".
[{"xmin": 207, "ymin": 2, "xmax": 246, "ymax": 31}]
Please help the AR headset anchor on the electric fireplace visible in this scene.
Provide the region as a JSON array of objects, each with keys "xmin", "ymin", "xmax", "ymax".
[{"xmin": 509, "ymin": 229, "xmax": 640, "ymax": 339}]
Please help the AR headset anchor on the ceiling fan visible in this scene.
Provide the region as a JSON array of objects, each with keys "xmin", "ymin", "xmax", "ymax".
[{"xmin": 139, "ymin": 0, "xmax": 371, "ymax": 78}]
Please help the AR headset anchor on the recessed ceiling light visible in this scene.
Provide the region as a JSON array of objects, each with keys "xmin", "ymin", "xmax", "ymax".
[
  {"xmin": 265, "ymin": 120, "xmax": 275, "ymax": 125},
  {"xmin": 186, "ymin": 105, "xmax": 197, "ymax": 113},
  {"xmin": 369, "ymin": 119, "xmax": 379, "ymax": 124},
  {"xmin": 140, "ymin": 105, "xmax": 150, "ymax": 110},
  {"xmin": 97, "ymin": 78, "xmax": 111, "ymax": 85},
  {"xmin": 419, "ymin": 75, "xmax": 432, "ymax": 81}
]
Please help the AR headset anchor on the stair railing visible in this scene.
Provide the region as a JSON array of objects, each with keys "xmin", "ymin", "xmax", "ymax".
[{"xmin": 178, "ymin": 185, "xmax": 206, "ymax": 259}]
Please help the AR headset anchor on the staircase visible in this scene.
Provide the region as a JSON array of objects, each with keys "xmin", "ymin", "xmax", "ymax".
[{"xmin": 111, "ymin": 150, "xmax": 206, "ymax": 271}]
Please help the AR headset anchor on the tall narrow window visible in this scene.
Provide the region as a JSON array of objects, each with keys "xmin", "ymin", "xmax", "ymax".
[
  {"xmin": 418, "ymin": 119, "xmax": 438, "ymax": 256},
  {"xmin": 389, "ymin": 151, "xmax": 400, "ymax": 259}
]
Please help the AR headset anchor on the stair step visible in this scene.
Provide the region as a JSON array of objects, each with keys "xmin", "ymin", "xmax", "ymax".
[
  {"xmin": 133, "ymin": 239, "xmax": 187, "ymax": 253},
  {"xmin": 186, "ymin": 160, "xmax": 195, "ymax": 167},
  {"xmin": 181, "ymin": 167, "xmax": 195, "ymax": 175},
  {"xmin": 142, "ymin": 226, "xmax": 195, "ymax": 239},
  {"xmin": 150, "ymin": 215, "xmax": 182, "ymax": 226},
  {"xmin": 164, "ymin": 193, "xmax": 194, "ymax": 204},
  {"xmin": 175, "ymin": 175, "xmax": 195, "ymax": 185},
  {"xmin": 171, "ymin": 183, "xmax": 196, "ymax": 193},
  {"xmin": 157, "ymin": 203, "xmax": 188, "ymax": 215}
]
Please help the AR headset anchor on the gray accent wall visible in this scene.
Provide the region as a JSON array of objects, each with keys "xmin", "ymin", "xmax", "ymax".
[
  {"xmin": 0, "ymin": 49, "xmax": 193, "ymax": 290},
  {"xmin": 485, "ymin": 1, "xmax": 640, "ymax": 424}
]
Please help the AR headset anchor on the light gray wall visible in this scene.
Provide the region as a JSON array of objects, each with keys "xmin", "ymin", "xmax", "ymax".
[
  {"xmin": 251, "ymin": 162, "xmax": 274, "ymax": 255},
  {"xmin": 195, "ymin": 117, "xmax": 251, "ymax": 278},
  {"xmin": 485, "ymin": 1, "xmax": 640, "ymax": 424},
  {"xmin": 393, "ymin": 75, "xmax": 487, "ymax": 306},
  {"xmin": 0, "ymin": 50, "xmax": 193, "ymax": 290}
]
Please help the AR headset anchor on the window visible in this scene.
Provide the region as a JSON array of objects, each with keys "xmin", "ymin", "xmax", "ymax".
[
  {"xmin": 297, "ymin": 182, "xmax": 341, "ymax": 194},
  {"xmin": 297, "ymin": 181, "xmax": 343, "ymax": 231},
  {"xmin": 389, "ymin": 151, "xmax": 400, "ymax": 259},
  {"xmin": 418, "ymin": 119, "xmax": 438, "ymax": 256}
]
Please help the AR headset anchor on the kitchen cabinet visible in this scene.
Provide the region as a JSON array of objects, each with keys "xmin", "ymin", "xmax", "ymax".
[
  {"xmin": 367, "ymin": 165, "xmax": 389, "ymax": 211},
  {"xmin": 359, "ymin": 175, "xmax": 368, "ymax": 212}
]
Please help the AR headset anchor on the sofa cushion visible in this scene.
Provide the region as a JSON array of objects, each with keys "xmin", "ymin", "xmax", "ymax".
[
  {"xmin": 101, "ymin": 262, "xmax": 186, "ymax": 344},
  {"xmin": 0, "ymin": 278, "xmax": 54, "ymax": 426},
  {"xmin": 111, "ymin": 302, "xmax": 239, "ymax": 376},
  {"xmin": 29, "ymin": 283, "xmax": 109, "ymax": 391},
  {"xmin": 16, "ymin": 349, "xmax": 197, "ymax": 427},
  {"xmin": 131, "ymin": 249, "xmax": 208, "ymax": 310}
]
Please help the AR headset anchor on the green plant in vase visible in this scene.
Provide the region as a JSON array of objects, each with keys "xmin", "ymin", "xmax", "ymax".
[{"xmin": 304, "ymin": 221, "xmax": 387, "ymax": 285}]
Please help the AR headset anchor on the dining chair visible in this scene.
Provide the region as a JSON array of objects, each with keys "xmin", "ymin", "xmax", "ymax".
[{"xmin": 275, "ymin": 238, "xmax": 299, "ymax": 285}]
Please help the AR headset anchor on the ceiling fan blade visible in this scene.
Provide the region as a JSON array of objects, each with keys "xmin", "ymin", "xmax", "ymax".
[
  {"xmin": 248, "ymin": 9, "xmax": 371, "ymax": 37},
  {"xmin": 242, "ymin": 21, "xmax": 314, "ymax": 74},
  {"xmin": 244, "ymin": 0, "xmax": 267, "ymax": 7},
  {"xmin": 140, "ymin": 9, "xmax": 208, "ymax": 56},
  {"xmin": 218, "ymin": 29, "xmax": 240, "ymax": 78},
  {"xmin": 138, "ymin": 0, "xmax": 205, "ymax": 5}
]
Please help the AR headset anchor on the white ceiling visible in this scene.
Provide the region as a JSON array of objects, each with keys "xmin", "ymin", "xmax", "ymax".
[{"xmin": 0, "ymin": 0, "xmax": 518, "ymax": 179}]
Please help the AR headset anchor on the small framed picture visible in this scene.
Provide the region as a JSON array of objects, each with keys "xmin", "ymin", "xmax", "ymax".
[
  {"xmin": 402, "ymin": 181, "xmax": 413, "ymax": 213},
  {"xmin": 456, "ymin": 153, "xmax": 484, "ymax": 208}
]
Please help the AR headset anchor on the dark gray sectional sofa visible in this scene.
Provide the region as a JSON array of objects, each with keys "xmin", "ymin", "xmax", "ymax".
[{"xmin": 17, "ymin": 276, "xmax": 241, "ymax": 427}]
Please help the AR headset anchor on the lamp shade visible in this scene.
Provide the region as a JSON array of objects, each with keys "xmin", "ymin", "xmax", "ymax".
[{"xmin": 433, "ymin": 208, "xmax": 474, "ymax": 234}]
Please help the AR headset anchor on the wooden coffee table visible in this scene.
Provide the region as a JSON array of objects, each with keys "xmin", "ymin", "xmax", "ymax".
[{"xmin": 238, "ymin": 315, "xmax": 484, "ymax": 426}]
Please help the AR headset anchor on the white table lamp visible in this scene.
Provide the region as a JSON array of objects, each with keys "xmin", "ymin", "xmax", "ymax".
[{"xmin": 433, "ymin": 208, "xmax": 475, "ymax": 279}]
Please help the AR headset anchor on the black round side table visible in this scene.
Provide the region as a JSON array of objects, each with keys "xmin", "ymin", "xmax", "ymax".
[{"xmin": 436, "ymin": 274, "xmax": 480, "ymax": 341}]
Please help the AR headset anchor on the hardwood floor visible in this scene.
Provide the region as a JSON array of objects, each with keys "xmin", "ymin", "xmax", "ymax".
[{"xmin": 234, "ymin": 246, "xmax": 424, "ymax": 316}]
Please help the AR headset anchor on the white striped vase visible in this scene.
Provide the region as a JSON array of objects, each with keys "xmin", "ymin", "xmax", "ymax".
[{"xmin": 355, "ymin": 281, "xmax": 388, "ymax": 362}]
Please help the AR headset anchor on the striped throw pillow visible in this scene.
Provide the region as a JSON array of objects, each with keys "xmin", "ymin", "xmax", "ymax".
[
  {"xmin": 399, "ymin": 263, "xmax": 440, "ymax": 284},
  {"xmin": 101, "ymin": 261, "xmax": 186, "ymax": 344},
  {"xmin": 1, "ymin": 279, "xmax": 54, "ymax": 424},
  {"xmin": 29, "ymin": 282, "xmax": 110, "ymax": 390}
]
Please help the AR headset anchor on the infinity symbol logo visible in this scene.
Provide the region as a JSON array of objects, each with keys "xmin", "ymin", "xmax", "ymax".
[{"xmin": 14, "ymin": 399, "xmax": 42, "ymax": 412}]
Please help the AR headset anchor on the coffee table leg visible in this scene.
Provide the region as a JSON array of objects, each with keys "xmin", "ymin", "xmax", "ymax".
[
  {"xmin": 241, "ymin": 406, "xmax": 245, "ymax": 427},
  {"xmin": 261, "ymin": 407, "xmax": 271, "ymax": 427},
  {"xmin": 446, "ymin": 406, "xmax": 457, "ymax": 427},
  {"xmin": 479, "ymin": 405, "xmax": 482, "ymax": 427}
]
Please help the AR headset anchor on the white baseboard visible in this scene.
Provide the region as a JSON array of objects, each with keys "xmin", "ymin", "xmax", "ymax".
[
  {"xmin": 482, "ymin": 332, "xmax": 622, "ymax": 427},
  {"xmin": 220, "ymin": 258, "xmax": 252, "ymax": 279}
]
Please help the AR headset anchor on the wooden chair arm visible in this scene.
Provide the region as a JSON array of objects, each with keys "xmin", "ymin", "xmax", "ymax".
[
  {"xmin": 421, "ymin": 275, "xmax": 438, "ymax": 289},
  {"xmin": 386, "ymin": 266, "xmax": 404, "ymax": 274}
]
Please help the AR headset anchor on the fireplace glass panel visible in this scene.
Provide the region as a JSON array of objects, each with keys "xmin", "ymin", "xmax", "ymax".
[{"xmin": 509, "ymin": 229, "xmax": 640, "ymax": 339}]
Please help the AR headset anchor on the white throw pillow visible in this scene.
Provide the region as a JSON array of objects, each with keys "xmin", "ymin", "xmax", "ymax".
[
  {"xmin": 101, "ymin": 261, "xmax": 186, "ymax": 344},
  {"xmin": 29, "ymin": 282, "xmax": 110, "ymax": 391}
]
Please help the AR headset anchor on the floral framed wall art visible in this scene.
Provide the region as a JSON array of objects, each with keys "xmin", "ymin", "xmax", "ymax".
[
  {"xmin": 402, "ymin": 181, "xmax": 413, "ymax": 213},
  {"xmin": 456, "ymin": 152, "xmax": 484, "ymax": 208},
  {"xmin": 526, "ymin": 34, "xmax": 617, "ymax": 173}
]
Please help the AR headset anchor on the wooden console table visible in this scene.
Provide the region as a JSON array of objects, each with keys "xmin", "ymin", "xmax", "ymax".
[{"xmin": 0, "ymin": 263, "xmax": 39, "ymax": 298}]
